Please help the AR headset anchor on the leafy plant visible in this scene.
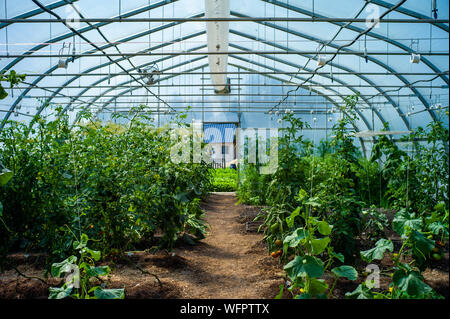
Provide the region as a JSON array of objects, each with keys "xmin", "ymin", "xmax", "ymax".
[
  {"xmin": 49, "ymin": 233, "xmax": 124, "ymax": 299},
  {"xmin": 281, "ymin": 190, "xmax": 358, "ymax": 299}
]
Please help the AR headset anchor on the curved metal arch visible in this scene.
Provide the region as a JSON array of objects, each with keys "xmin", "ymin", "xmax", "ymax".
[
  {"xmin": 228, "ymin": 54, "xmax": 375, "ymax": 132},
  {"xmin": 83, "ymin": 49, "xmax": 375, "ymax": 138},
  {"xmin": 96, "ymin": 61, "xmax": 369, "ymax": 157},
  {"xmin": 0, "ymin": 0, "xmax": 79, "ymax": 29},
  {"xmin": 369, "ymin": 0, "xmax": 449, "ymax": 32},
  {"xmin": 1, "ymin": 11, "xmax": 204, "ymax": 128},
  {"xmin": 37, "ymin": 25, "xmax": 386, "ymax": 136},
  {"xmin": 63, "ymin": 35, "xmax": 376, "ymax": 136},
  {"xmin": 231, "ymin": 11, "xmax": 436, "ymax": 127},
  {"xmin": 228, "ymin": 29, "xmax": 405, "ymax": 129},
  {"xmin": 261, "ymin": 0, "xmax": 449, "ymax": 85},
  {"xmin": 0, "ymin": 0, "xmax": 179, "ymax": 73},
  {"xmin": 2, "ymin": 0, "xmax": 442, "ymax": 129},
  {"xmin": 53, "ymin": 26, "xmax": 374, "ymax": 127},
  {"xmin": 48, "ymin": 25, "xmax": 385, "ymax": 132},
  {"xmin": 71, "ymin": 55, "xmax": 207, "ymax": 116},
  {"xmin": 43, "ymin": 34, "xmax": 207, "ymax": 117}
]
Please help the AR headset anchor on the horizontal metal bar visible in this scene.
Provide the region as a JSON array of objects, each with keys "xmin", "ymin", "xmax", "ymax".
[
  {"xmin": 23, "ymin": 93, "xmax": 427, "ymax": 98},
  {"xmin": 1, "ymin": 51, "xmax": 446, "ymax": 58},
  {"xmin": 12, "ymin": 84, "xmax": 449, "ymax": 89},
  {"xmin": 1, "ymin": 17, "xmax": 448, "ymax": 23},
  {"xmin": 53, "ymin": 100, "xmax": 393, "ymax": 105},
  {"xmin": 23, "ymin": 72, "xmax": 449, "ymax": 77}
]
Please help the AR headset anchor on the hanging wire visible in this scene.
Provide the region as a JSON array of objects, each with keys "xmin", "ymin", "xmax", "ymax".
[{"xmin": 4, "ymin": 0, "xmax": 8, "ymax": 57}]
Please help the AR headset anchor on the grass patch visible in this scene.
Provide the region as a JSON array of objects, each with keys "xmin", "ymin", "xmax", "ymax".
[{"xmin": 210, "ymin": 168, "xmax": 238, "ymax": 192}]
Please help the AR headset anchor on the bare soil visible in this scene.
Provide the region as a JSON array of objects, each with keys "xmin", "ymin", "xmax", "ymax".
[
  {"xmin": 1, "ymin": 193, "xmax": 447, "ymax": 299},
  {"xmin": 0, "ymin": 193, "xmax": 285, "ymax": 299}
]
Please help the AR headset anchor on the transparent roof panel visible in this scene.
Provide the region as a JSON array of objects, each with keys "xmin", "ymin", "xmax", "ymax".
[{"xmin": 0, "ymin": 0, "xmax": 448, "ymax": 140}]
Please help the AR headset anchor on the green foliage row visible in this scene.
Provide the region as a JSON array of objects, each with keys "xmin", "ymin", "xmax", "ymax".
[
  {"xmin": 0, "ymin": 106, "xmax": 211, "ymax": 267},
  {"xmin": 239, "ymin": 94, "xmax": 449, "ymax": 299},
  {"xmin": 209, "ymin": 168, "xmax": 237, "ymax": 192}
]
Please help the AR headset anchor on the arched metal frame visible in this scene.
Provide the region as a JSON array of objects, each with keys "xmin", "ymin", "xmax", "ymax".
[{"xmin": 0, "ymin": 0, "xmax": 448, "ymax": 135}]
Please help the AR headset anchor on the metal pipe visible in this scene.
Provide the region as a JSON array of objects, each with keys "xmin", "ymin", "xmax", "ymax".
[
  {"xmin": 1, "ymin": 51, "xmax": 447, "ymax": 58},
  {"xmin": 1, "ymin": 17, "xmax": 448, "ymax": 23},
  {"xmin": 21, "ymin": 93, "xmax": 435, "ymax": 98},
  {"xmin": 22, "ymin": 71, "xmax": 449, "ymax": 76},
  {"xmin": 11, "ymin": 84, "xmax": 448, "ymax": 89}
]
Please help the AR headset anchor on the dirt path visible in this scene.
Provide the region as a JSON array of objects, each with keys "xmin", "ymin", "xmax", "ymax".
[
  {"xmin": 162, "ymin": 192, "xmax": 284, "ymax": 298},
  {"xmin": 0, "ymin": 192, "xmax": 284, "ymax": 299}
]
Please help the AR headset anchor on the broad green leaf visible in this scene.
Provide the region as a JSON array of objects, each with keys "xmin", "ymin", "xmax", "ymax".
[
  {"xmin": 307, "ymin": 237, "xmax": 330, "ymax": 255},
  {"xmin": 345, "ymin": 284, "xmax": 374, "ymax": 299},
  {"xmin": 332, "ymin": 266, "xmax": 358, "ymax": 281},
  {"xmin": 86, "ymin": 266, "xmax": 110, "ymax": 278},
  {"xmin": 309, "ymin": 278, "xmax": 329, "ymax": 295},
  {"xmin": 393, "ymin": 209, "xmax": 422, "ymax": 236},
  {"xmin": 48, "ymin": 286, "xmax": 73, "ymax": 299},
  {"xmin": 393, "ymin": 268, "xmax": 433, "ymax": 297},
  {"xmin": 295, "ymin": 293, "xmax": 312, "ymax": 299},
  {"xmin": 85, "ymin": 248, "xmax": 101, "ymax": 261},
  {"xmin": 283, "ymin": 255, "xmax": 324, "ymax": 279},
  {"xmin": 317, "ymin": 221, "xmax": 332, "ymax": 236},
  {"xmin": 428, "ymin": 221, "xmax": 449, "ymax": 236},
  {"xmin": 73, "ymin": 233, "xmax": 89, "ymax": 250},
  {"xmin": 94, "ymin": 288, "xmax": 125, "ymax": 299},
  {"xmin": 0, "ymin": 201, "xmax": 3, "ymax": 217},
  {"xmin": 283, "ymin": 228, "xmax": 308, "ymax": 248},
  {"xmin": 360, "ymin": 239, "xmax": 393, "ymax": 262},
  {"xmin": 51, "ymin": 256, "xmax": 77, "ymax": 277},
  {"xmin": 409, "ymin": 230, "xmax": 434, "ymax": 264},
  {"xmin": 286, "ymin": 207, "xmax": 301, "ymax": 228},
  {"xmin": 331, "ymin": 251, "xmax": 345, "ymax": 263},
  {"xmin": 0, "ymin": 168, "xmax": 13, "ymax": 186}
]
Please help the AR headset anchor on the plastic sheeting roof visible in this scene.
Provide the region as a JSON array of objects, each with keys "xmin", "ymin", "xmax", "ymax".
[{"xmin": 0, "ymin": 0, "xmax": 448, "ymax": 154}]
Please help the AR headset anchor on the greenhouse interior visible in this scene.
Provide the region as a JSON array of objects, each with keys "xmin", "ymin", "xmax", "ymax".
[{"xmin": 0, "ymin": 0, "xmax": 448, "ymax": 303}]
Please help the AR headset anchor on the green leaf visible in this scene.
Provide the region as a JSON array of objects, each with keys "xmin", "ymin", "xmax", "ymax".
[
  {"xmin": 317, "ymin": 221, "xmax": 332, "ymax": 236},
  {"xmin": 48, "ymin": 286, "xmax": 73, "ymax": 299},
  {"xmin": 307, "ymin": 237, "xmax": 331, "ymax": 255},
  {"xmin": 73, "ymin": 233, "xmax": 89, "ymax": 250},
  {"xmin": 345, "ymin": 284, "xmax": 374, "ymax": 299},
  {"xmin": 297, "ymin": 189, "xmax": 308, "ymax": 201},
  {"xmin": 0, "ymin": 168, "xmax": 13, "ymax": 186},
  {"xmin": 393, "ymin": 268, "xmax": 433, "ymax": 297},
  {"xmin": 274, "ymin": 284, "xmax": 284, "ymax": 299},
  {"xmin": 86, "ymin": 266, "xmax": 110, "ymax": 278},
  {"xmin": 0, "ymin": 202, "xmax": 3, "ymax": 217},
  {"xmin": 286, "ymin": 207, "xmax": 301, "ymax": 228},
  {"xmin": 331, "ymin": 251, "xmax": 345, "ymax": 263},
  {"xmin": 0, "ymin": 85, "xmax": 8, "ymax": 100},
  {"xmin": 283, "ymin": 227, "xmax": 308, "ymax": 248},
  {"xmin": 85, "ymin": 248, "xmax": 101, "ymax": 261},
  {"xmin": 409, "ymin": 230, "xmax": 435, "ymax": 264},
  {"xmin": 332, "ymin": 266, "xmax": 358, "ymax": 281},
  {"xmin": 94, "ymin": 288, "xmax": 125, "ymax": 299},
  {"xmin": 428, "ymin": 221, "xmax": 449, "ymax": 236},
  {"xmin": 51, "ymin": 256, "xmax": 77, "ymax": 277},
  {"xmin": 393, "ymin": 209, "xmax": 422, "ymax": 236},
  {"xmin": 360, "ymin": 239, "xmax": 393, "ymax": 262},
  {"xmin": 309, "ymin": 278, "xmax": 329, "ymax": 295},
  {"xmin": 174, "ymin": 191, "xmax": 189, "ymax": 203},
  {"xmin": 283, "ymin": 255, "xmax": 324, "ymax": 279},
  {"xmin": 295, "ymin": 293, "xmax": 312, "ymax": 299}
]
